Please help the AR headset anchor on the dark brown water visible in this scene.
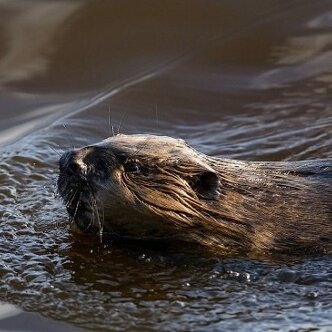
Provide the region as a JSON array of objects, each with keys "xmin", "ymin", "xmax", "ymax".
[{"xmin": 0, "ymin": 1, "xmax": 331, "ymax": 331}]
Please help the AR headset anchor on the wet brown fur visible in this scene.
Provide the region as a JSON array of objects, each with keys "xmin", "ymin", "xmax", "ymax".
[{"xmin": 58, "ymin": 134, "xmax": 332, "ymax": 256}]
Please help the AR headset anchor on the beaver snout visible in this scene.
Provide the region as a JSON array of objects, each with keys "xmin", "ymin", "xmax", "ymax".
[
  {"xmin": 59, "ymin": 151, "xmax": 80, "ymax": 175},
  {"xmin": 59, "ymin": 146, "xmax": 111, "ymax": 182}
]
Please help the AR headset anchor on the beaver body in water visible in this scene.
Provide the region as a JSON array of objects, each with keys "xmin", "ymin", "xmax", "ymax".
[{"xmin": 57, "ymin": 134, "xmax": 332, "ymax": 255}]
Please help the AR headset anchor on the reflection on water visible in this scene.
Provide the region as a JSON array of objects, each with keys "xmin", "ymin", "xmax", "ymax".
[
  {"xmin": 0, "ymin": 1, "xmax": 331, "ymax": 331},
  {"xmin": 0, "ymin": 0, "xmax": 83, "ymax": 85},
  {"xmin": 254, "ymin": 32, "xmax": 332, "ymax": 88}
]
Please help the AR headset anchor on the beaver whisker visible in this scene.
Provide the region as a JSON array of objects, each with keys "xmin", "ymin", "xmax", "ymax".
[
  {"xmin": 82, "ymin": 194, "xmax": 96, "ymax": 231},
  {"xmin": 107, "ymin": 105, "xmax": 115, "ymax": 138},
  {"xmin": 71, "ymin": 192, "xmax": 82, "ymax": 223},
  {"xmin": 100, "ymin": 199, "xmax": 105, "ymax": 239},
  {"xmin": 65, "ymin": 189, "xmax": 79, "ymax": 208},
  {"xmin": 93, "ymin": 197, "xmax": 103, "ymax": 242},
  {"xmin": 87, "ymin": 198, "xmax": 95, "ymax": 232},
  {"xmin": 117, "ymin": 111, "xmax": 127, "ymax": 135}
]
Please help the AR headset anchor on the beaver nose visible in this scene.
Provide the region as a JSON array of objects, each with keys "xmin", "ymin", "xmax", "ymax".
[
  {"xmin": 59, "ymin": 150, "xmax": 86, "ymax": 176},
  {"xmin": 59, "ymin": 147, "xmax": 110, "ymax": 179}
]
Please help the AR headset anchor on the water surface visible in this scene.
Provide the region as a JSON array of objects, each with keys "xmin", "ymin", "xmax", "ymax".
[{"xmin": 0, "ymin": 1, "xmax": 331, "ymax": 331}]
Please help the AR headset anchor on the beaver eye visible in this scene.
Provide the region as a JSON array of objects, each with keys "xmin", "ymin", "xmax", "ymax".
[{"xmin": 124, "ymin": 161, "xmax": 142, "ymax": 174}]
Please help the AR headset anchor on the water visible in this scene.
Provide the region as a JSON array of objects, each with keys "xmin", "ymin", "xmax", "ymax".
[{"xmin": 0, "ymin": 1, "xmax": 331, "ymax": 331}]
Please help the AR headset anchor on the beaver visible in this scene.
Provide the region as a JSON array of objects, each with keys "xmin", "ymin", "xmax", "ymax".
[{"xmin": 57, "ymin": 134, "xmax": 332, "ymax": 256}]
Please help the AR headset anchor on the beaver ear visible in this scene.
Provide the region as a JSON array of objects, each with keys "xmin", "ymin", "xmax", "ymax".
[{"xmin": 189, "ymin": 171, "xmax": 220, "ymax": 200}]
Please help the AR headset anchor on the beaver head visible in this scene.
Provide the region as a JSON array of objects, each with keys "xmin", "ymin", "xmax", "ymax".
[{"xmin": 57, "ymin": 134, "xmax": 223, "ymax": 242}]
